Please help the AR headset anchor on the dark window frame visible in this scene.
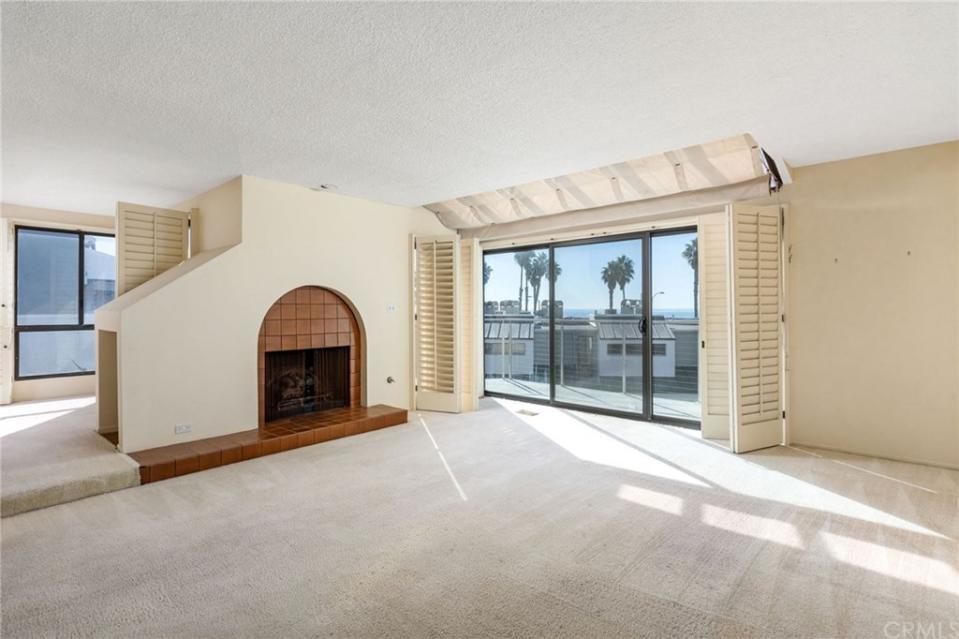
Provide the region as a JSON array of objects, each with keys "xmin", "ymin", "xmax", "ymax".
[{"xmin": 13, "ymin": 225, "xmax": 115, "ymax": 380}]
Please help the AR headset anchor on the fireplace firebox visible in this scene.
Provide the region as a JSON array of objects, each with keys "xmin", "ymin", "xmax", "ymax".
[{"xmin": 265, "ymin": 346, "xmax": 350, "ymax": 422}]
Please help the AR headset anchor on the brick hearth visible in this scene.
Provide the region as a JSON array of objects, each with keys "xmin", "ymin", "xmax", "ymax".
[{"xmin": 130, "ymin": 405, "xmax": 407, "ymax": 484}]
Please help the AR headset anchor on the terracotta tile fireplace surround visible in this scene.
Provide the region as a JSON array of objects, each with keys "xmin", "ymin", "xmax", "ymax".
[
  {"xmin": 258, "ymin": 286, "xmax": 362, "ymax": 424},
  {"xmin": 129, "ymin": 286, "xmax": 407, "ymax": 484}
]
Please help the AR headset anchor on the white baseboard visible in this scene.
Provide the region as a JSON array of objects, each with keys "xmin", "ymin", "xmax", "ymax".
[{"xmin": 789, "ymin": 440, "xmax": 959, "ymax": 471}]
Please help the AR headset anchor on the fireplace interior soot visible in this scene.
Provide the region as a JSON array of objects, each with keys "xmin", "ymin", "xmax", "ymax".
[{"xmin": 265, "ymin": 346, "xmax": 350, "ymax": 422}]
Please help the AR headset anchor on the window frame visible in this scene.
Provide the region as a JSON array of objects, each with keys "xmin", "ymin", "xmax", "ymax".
[{"xmin": 13, "ymin": 225, "xmax": 116, "ymax": 381}]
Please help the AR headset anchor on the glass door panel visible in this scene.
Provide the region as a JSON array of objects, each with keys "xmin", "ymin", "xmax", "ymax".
[
  {"xmin": 651, "ymin": 230, "xmax": 701, "ymax": 420},
  {"xmin": 552, "ymin": 238, "xmax": 644, "ymax": 414},
  {"xmin": 482, "ymin": 249, "xmax": 551, "ymax": 401}
]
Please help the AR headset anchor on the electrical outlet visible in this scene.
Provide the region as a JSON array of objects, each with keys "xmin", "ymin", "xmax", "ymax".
[{"xmin": 174, "ymin": 423, "xmax": 191, "ymax": 435}]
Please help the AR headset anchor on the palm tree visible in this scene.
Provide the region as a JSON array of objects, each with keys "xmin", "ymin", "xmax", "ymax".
[
  {"xmin": 547, "ymin": 259, "xmax": 562, "ymax": 285},
  {"xmin": 525, "ymin": 252, "xmax": 549, "ymax": 312},
  {"xmin": 601, "ymin": 260, "xmax": 622, "ymax": 312},
  {"xmin": 682, "ymin": 238, "xmax": 698, "ymax": 318},
  {"xmin": 513, "ymin": 250, "xmax": 534, "ymax": 311},
  {"xmin": 483, "ymin": 262, "xmax": 492, "ymax": 285},
  {"xmin": 615, "ymin": 255, "xmax": 635, "ymax": 304}
]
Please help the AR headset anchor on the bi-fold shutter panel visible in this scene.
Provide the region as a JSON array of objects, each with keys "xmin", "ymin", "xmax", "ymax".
[
  {"xmin": 413, "ymin": 235, "xmax": 461, "ymax": 412},
  {"xmin": 116, "ymin": 202, "xmax": 191, "ymax": 295},
  {"xmin": 698, "ymin": 212, "xmax": 731, "ymax": 439},
  {"xmin": 457, "ymin": 238, "xmax": 482, "ymax": 411},
  {"xmin": 0, "ymin": 222, "xmax": 12, "ymax": 404},
  {"xmin": 729, "ymin": 204, "xmax": 783, "ymax": 453}
]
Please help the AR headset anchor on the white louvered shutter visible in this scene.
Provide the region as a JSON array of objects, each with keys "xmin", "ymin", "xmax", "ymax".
[
  {"xmin": 116, "ymin": 202, "xmax": 191, "ymax": 294},
  {"xmin": 729, "ymin": 204, "xmax": 783, "ymax": 453},
  {"xmin": 698, "ymin": 212, "xmax": 731, "ymax": 440},
  {"xmin": 457, "ymin": 238, "xmax": 482, "ymax": 411},
  {"xmin": 0, "ymin": 222, "xmax": 12, "ymax": 405},
  {"xmin": 413, "ymin": 235, "xmax": 461, "ymax": 412}
]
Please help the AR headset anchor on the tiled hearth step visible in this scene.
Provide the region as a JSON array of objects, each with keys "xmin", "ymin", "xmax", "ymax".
[{"xmin": 130, "ymin": 405, "xmax": 407, "ymax": 484}]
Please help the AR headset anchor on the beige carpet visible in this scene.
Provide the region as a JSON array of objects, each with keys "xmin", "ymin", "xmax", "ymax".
[
  {"xmin": 2, "ymin": 397, "xmax": 956, "ymax": 638},
  {"xmin": 0, "ymin": 396, "xmax": 140, "ymax": 517}
]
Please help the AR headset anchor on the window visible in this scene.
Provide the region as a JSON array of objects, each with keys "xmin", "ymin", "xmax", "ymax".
[
  {"xmin": 652, "ymin": 343, "xmax": 667, "ymax": 357},
  {"xmin": 607, "ymin": 343, "xmax": 643, "ymax": 356},
  {"xmin": 484, "ymin": 342, "xmax": 527, "ymax": 355},
  {"xmin": 15, "ymin": 227, "xmax": 116, "ymax": 379}
]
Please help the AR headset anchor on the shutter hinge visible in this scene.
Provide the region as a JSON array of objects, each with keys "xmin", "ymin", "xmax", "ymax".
[
  {"xmin": 781, "ymin": 314, "xmax": 785, "ymax": 323},
  {"xmin": 415, "ymin": 385, "xmax": 419, "ymax": 391},
  {"xmin": 701, "ymin": 340, "xmax": 705, "ymax": 348},
  {"xmin": 782, "ymin": 410, "xmax": 786, "ymax": 419}
]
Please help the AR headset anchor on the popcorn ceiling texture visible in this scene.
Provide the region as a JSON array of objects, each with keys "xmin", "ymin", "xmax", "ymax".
[{"xmin": 2, "ymin": 2, "xmax": 956, "ymax": 215}]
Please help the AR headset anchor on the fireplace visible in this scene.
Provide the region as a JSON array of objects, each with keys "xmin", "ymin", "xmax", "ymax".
[
  {"xmin": 258, "ymin": 286, "xmax": 362, "ymax": 426},
  {"xmin": 265, "ymin": 346, "xmax": 350, "ymax": 422}
]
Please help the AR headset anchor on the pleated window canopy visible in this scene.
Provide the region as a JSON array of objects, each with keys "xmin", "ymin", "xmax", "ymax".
[{"xmin": 425, "ymin": 133, "xmax": 772, "ymax": 237}]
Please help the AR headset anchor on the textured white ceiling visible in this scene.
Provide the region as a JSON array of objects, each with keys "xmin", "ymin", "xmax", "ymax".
[{"xmin": 2, "ymin": 2, "xmax": 957, "ymax": 215}]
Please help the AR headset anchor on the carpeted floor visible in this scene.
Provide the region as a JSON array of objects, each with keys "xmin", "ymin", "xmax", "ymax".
[
  {"xmin": 0, "ymin": 396, "xmax": 139, "ymax": 517},
  {"xmin": 1, "ymin": 397, "xmax": 956, "ymax": 638}
]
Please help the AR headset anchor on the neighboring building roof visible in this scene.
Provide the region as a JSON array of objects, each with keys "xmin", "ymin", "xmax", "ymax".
[
  {"xmin": 484, "ymin": 319, "xmax": 534, "ymax": 340},
  {"xmin": 484, "ymin": 315, "xmax": 677, "ymax": 341},
  {"xmin": 597, "ymin": 320, "xmax": 674, "ymax": 340}
]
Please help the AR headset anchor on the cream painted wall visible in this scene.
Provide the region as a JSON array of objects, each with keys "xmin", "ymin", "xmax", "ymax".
[
  {"xmin": 1, "ymin": 203, "xmax": 115, "ymax": 231},
  {"xmin": 11, "ymin": 376, "xmax": 97, "ymax": 403},
  {"xmin": 174, "ymin": 177, "xmax": 243, "ymax": 252},
  {"xmin": 782, "ymin": 141, "xmax": 958, "ymax": 468},
  {"xmin": 115, "ymin": 176, "xmax": 451, "ymax": 452},
  {"xmin": 0, "ymin": 203, "xmax": 115, "ymax": 403}
]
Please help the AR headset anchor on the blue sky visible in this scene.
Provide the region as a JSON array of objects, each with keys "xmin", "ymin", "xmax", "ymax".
[{"xmin": 484, "ymin": 231, "xmax": 696, "ymax": 312}]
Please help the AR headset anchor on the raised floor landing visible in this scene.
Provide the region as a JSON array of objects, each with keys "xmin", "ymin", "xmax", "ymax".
[
  {"xmin": 130, "ymin": 404, "xmax": 407, "ymax": 484},
  {"xmin": 0, "ymin": 396, "xmax": 140, "ymax": 517}
]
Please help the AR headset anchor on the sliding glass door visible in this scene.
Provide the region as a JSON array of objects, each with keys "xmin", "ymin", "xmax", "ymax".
[
  {"xmin": 483, "ymin": 228, "xmax": 700, "ymax": 427},
  {"xmin": 552, "ymin": 237, "xmax": 644, "ymax": 414}
]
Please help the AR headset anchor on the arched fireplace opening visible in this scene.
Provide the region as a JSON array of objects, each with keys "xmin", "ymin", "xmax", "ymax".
[{"xmin": 257, "ymin": 287, "xmax": 363, "ymax": 426}]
